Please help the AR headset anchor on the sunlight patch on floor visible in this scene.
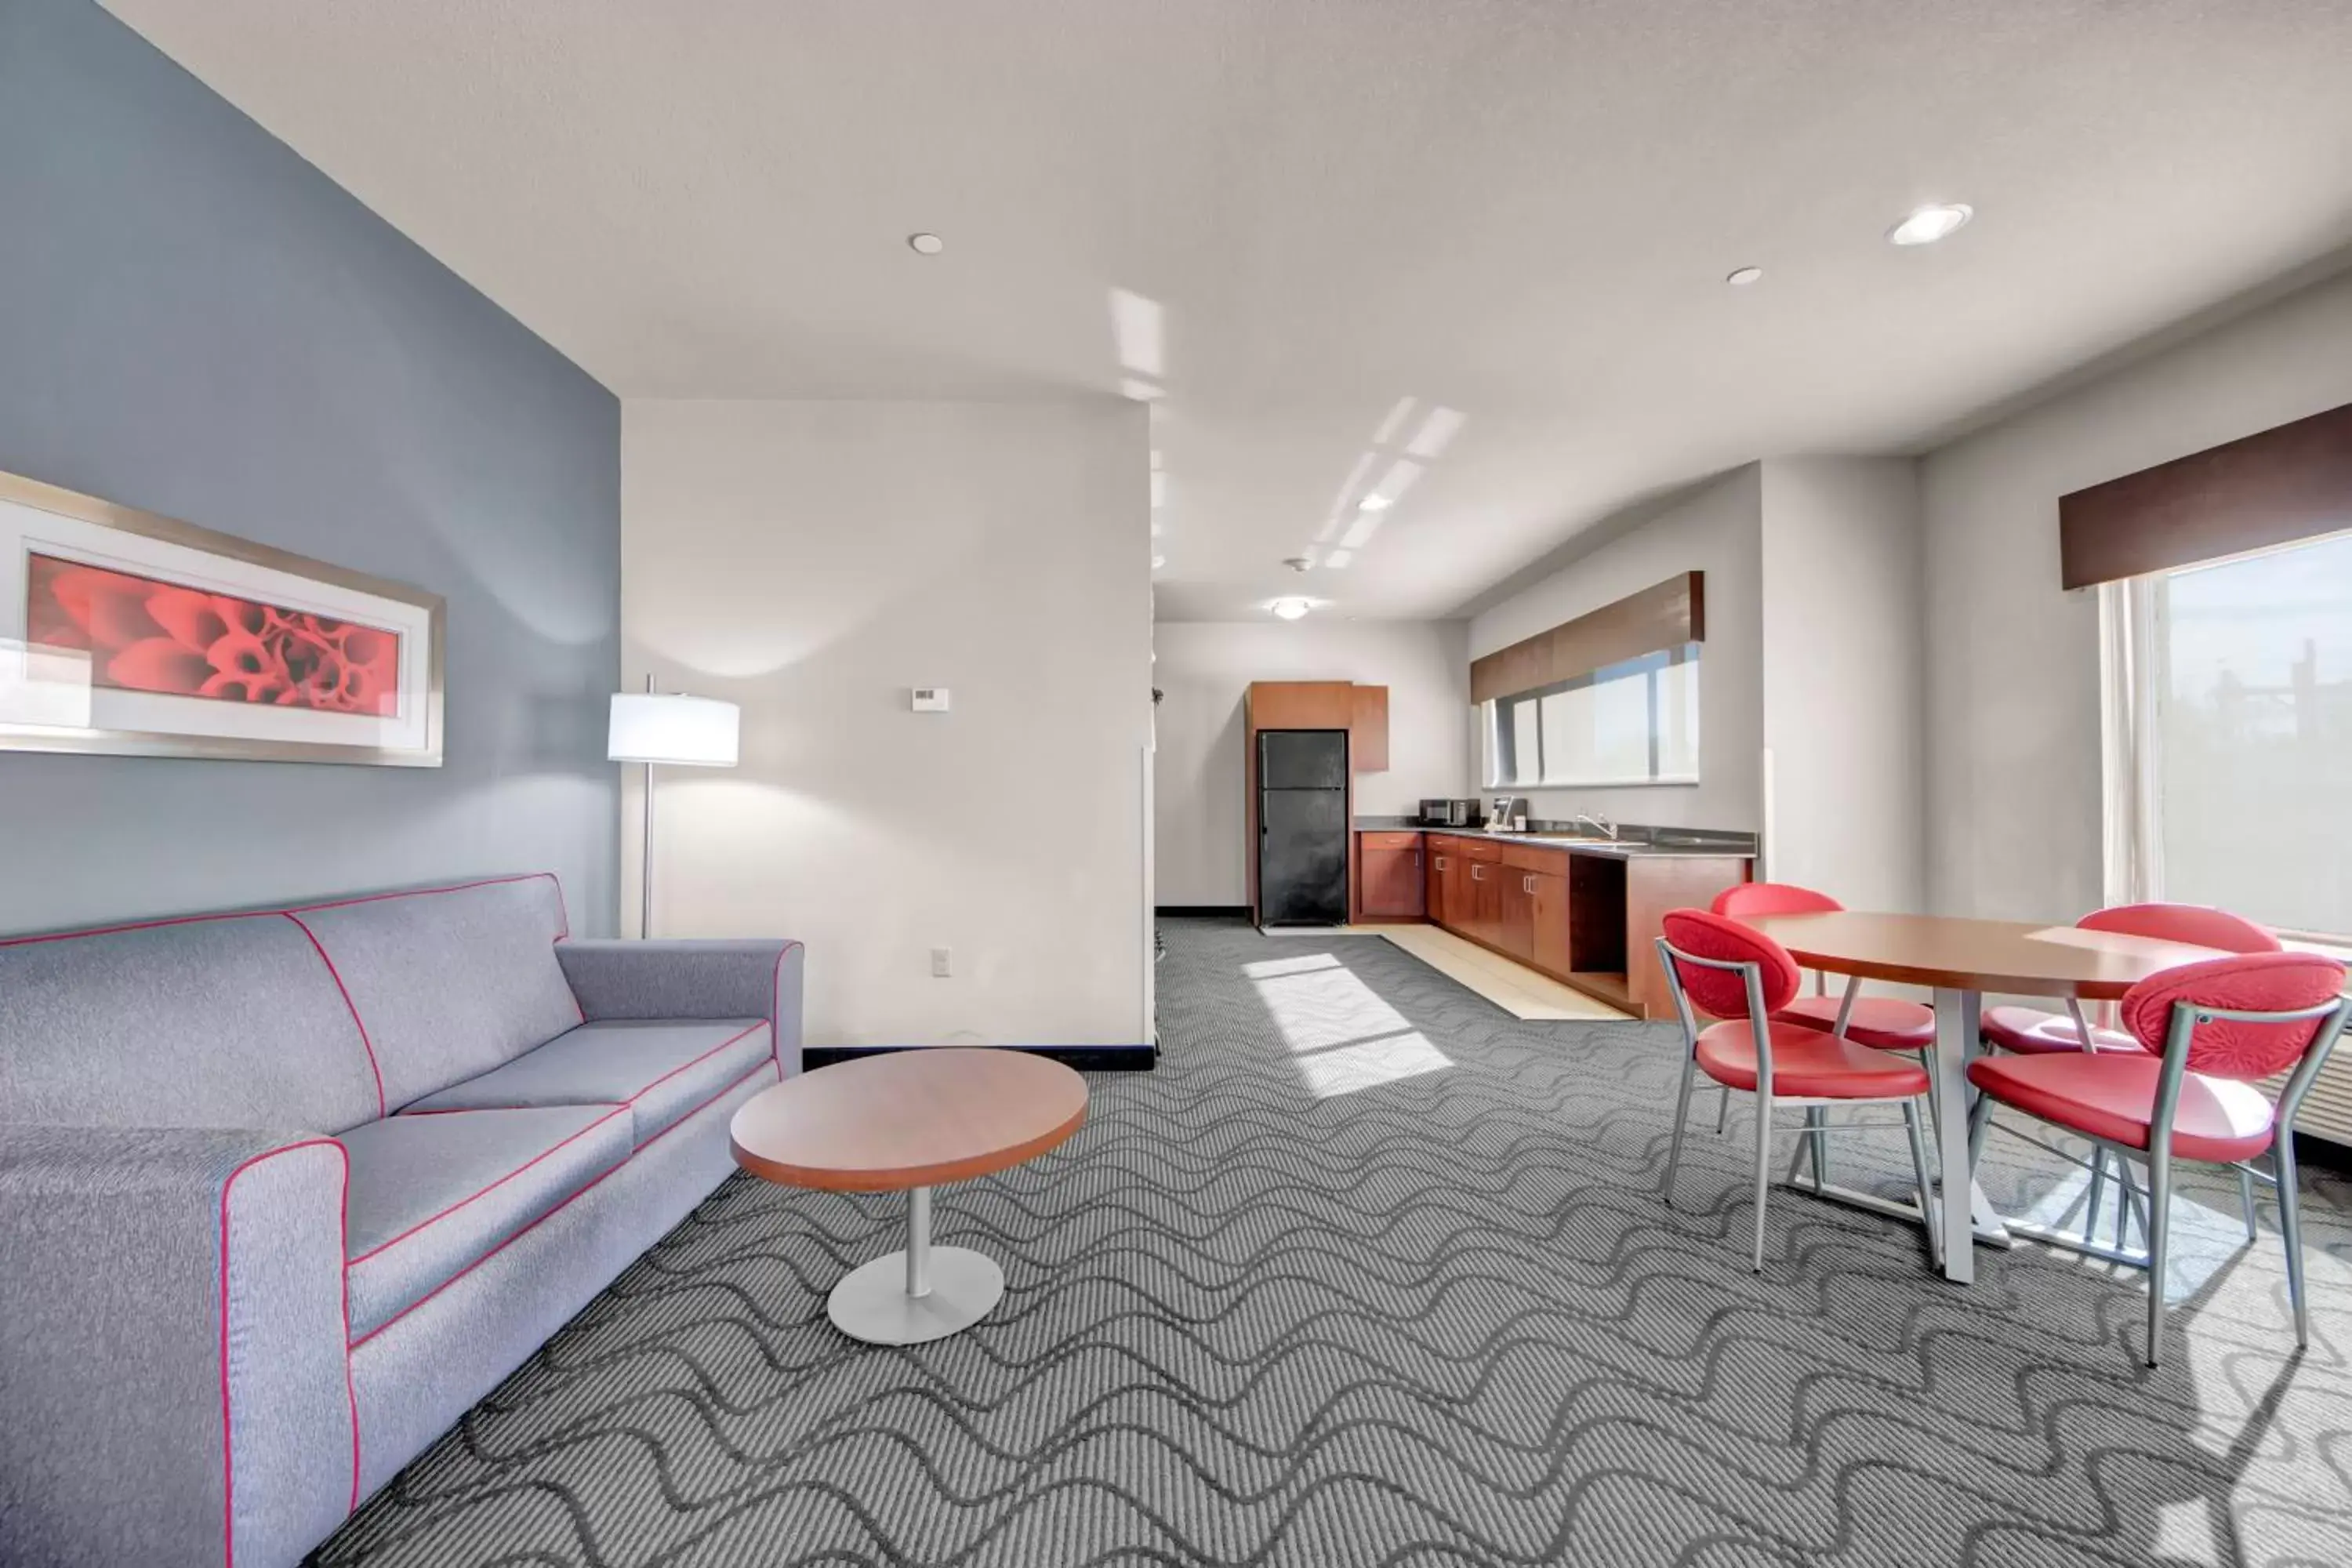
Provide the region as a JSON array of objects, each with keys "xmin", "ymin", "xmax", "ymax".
[
  {"xmin": 1246, "ymin": 950, "xmax": 1454, "ymax": 1096},
  {"xmin": 1294, "ymin": 1031, "xmax": 1453, "ymax": 1098}
]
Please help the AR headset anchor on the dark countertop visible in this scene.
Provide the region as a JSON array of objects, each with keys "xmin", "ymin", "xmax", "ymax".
[{"xmin": 1354, "ymin": 818, "xmax": 1755, "ymax": 859}]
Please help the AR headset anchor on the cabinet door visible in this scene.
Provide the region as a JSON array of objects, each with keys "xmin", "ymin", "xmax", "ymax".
[
  {"xmin": 1425, "ymin": 848, "xmax": 1450, "ymax": 927},
  {"xmin": 1444, "ymin": 855, "xmax": 1474, "ymax": 936},
  {"xmin": 1499, "ymin": 871, "xmax": 1536, "ymax": 962},
  {"xmin": 1530, "ymin": 870, "xmax": 1572, "ymax": 978},
  {"xmin": 1469, "ymin": 862, "xmax": 1502, "ymax": 946},
  {"xmin": 1361, "ymin": 846, "xmax": 1424, "ymax": 917}
]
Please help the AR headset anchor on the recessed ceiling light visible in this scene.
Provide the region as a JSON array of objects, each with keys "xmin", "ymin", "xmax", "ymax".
[
  {"xmin": 907, "ymin": 232, "xmax": 945, "ymax": 256},
  {"xmin": 1726, "ymin": 266, "xmax": 1764, "ymax": 287},
  {"xmin": 1886, "ymin": 204, "xmax": 1972, "ymax": 246},
  {"xmin": 1269, "ymin": 597, "xmax": 1314, "ymax": 621},
  {"xmin": 1151, "ymin": 555, "xmax": 1167, "ymax": 570},
  {"xmin": 1357, "ymin": 495, "xmax": 1392, "ymax": 511}
]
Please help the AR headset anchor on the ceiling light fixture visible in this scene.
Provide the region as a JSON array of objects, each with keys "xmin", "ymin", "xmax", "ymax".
[
  {"xmin": 1269, "ymin": 597, "xmax": 1314, "ymax": 621},
  {"xmin": 907, "ymin": 233, "xmax": 945, "ymax": 256},
  {"xmin": 1357, "ymin": 495, "xmax": 1392, "ymax": 511},
  {"xmin": 1726, "ymin": 266, "xmax": 1764, "ymax": 286},
  {"xmin": 1886, "ymin": 204, "xmax": 1972, "ymax": 246}
]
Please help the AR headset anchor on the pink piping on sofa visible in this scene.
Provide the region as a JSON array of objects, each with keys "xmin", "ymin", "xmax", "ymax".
[
  {"xmin": 281, "ymin": 913, "xmax": 388, "ymax": 1120},
  {"xmin": 218, "ymin": 1137, "xmax": 355, "ymax": 1566},
  {"xmin": 347, "ymin": 1054, "xmax": 781, "ymax": 1351}
]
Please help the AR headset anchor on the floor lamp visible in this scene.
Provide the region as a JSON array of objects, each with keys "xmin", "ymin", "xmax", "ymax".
[{"xmin": 608, "ymin": 678, "xmax": 741, "ymax": 938}]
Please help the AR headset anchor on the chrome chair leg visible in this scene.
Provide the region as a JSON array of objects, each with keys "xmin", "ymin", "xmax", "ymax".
[
  {"xmin": 1902, "ymin": 1098, "xmax": 1940, "ymax": 1267},
  {"xmin": 1751, "ymin": 1094, "xmax": 1775, "ymax": 1274},
  {"xmin": 2144, "ymin": 1145, "xmax": 2174, "ymax": 1367},
  {"xmin": 2277, "ymin": 1133, "xmax": 2310, "ymax": 1348},
  {"xmin": 2084, "ymin": 1147, "xmax": 2109, "ymax": 1245},
  {"xmin": 1664, "ymin": 1046, "xmax": 1700, "ymax": 1207},
  {"xmin": 2237, "ymin": 1163, "xmax": 2259, "ymax": 1243},
  {"xmin": 1714, "ymin": 1083, "xmax": 1730, "ymax": 1134}
]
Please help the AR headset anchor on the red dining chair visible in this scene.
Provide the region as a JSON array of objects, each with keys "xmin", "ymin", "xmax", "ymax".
[
  {"xmin": 1712, "ymin": 883, "xmax": 1937, "ymax": 1051},
  {"xmin": 1980, "ymin": 904, "xmax": 2280, "ymax": 1057},
  {"xmin": 1965, "ymin": 950, "xmax": 2348, "ymax": 1366},
  {"xmin": 1977, "ymin": 903, "xmax": 2281, "ymax": 1249},
  {"xmin": 1711, "ymin": 884, "xmax": 1937, "ymax": 1186},
  {"xmin": 1658, "ymin": 909, "xmax": 1940, "ymax": 1273}
]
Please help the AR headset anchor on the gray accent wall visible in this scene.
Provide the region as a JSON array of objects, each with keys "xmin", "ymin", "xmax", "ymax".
[{"xmin": 0, "ymin": 0, "xmax": 620, "ymax": 935}]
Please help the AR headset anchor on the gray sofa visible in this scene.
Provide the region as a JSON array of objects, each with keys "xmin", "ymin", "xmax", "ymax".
[{"xmin": 0, "ymin": 873, "xmax": 803, "ymax": 1568}]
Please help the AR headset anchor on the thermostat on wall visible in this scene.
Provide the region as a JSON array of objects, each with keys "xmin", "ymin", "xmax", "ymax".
[{"xmin": 912, "ymin": 687, "xmax": 950, "ymax": 713}]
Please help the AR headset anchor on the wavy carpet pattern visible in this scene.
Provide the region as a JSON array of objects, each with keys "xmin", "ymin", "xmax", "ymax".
[{"xmin": 314, "ymin": 918, "xmax": 2352, "ymax": 1567}]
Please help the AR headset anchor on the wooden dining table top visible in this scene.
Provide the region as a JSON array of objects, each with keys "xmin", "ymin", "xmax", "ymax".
[
  {"xmin": 1741, "ymin": 910, "xmax": 2230, "ymax": 1000},
  {"xmin": 729, "ymin": 1047, "xmax": 1089, "ymax": 1194}
]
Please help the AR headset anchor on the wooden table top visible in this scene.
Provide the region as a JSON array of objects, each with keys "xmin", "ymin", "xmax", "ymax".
[
  {"xmin": 729, "ymin": 1047, "xmax": 1089, "ymax": 1194},
  {"xmin": 1742, "ymin": 911, "xmax": 2229, "ymax": 1000}
]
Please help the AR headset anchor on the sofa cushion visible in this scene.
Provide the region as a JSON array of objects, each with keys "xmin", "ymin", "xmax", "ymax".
[
  {"xmin": 293, "ymin": 874, "xmax": 583, "ymax": 1111},
  {"xmin": 341, "ymin": 1104, "xmax": 631, "ymax": 1340},
  {"xmin": 0, "ymin": 913, "xmax": 383, "ymax": 1131},
  {"xmin": 401, "ymin": 1019, "xmax": 773, "ymax": 1147}
]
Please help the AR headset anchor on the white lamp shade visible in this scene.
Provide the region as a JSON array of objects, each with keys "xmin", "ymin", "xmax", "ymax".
[{"xmin": 608, "ymin": 691, "xmax": 739, "ymax": 766}]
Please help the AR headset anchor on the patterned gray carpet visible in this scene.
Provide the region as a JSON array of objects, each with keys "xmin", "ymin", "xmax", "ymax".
[{"xmin": 314, "ymin": 917, "xmax": 2352, "ymax": 1567}]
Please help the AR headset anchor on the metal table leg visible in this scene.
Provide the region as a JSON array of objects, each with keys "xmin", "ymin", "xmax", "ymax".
[{"xmin": 827, "ymin": 1185, "xmax": 1005, "ymax": 1345}]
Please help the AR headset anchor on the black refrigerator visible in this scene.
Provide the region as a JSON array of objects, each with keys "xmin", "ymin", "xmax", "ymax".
[{"xmin": 1258, "ymin": 729, "xmax": 1349, "ymax": 927}]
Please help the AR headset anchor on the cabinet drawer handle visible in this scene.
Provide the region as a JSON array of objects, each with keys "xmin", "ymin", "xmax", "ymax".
[{"xmin": 1472, "ymin": 865, "xmax": 1484, "ymax": 880}]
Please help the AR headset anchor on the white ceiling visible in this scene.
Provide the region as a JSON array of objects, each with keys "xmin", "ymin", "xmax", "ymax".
[{"xmin": 103, "ymin": 0, "xmax": 2352, "ymax": 621}]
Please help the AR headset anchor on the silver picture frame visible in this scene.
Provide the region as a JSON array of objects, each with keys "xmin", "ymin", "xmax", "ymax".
[{"xmin": 0, "ymin": 467, "xmax": 445, "ymax": 767}]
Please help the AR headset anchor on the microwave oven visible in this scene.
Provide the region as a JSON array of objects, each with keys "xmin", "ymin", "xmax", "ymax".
[{"xmin": 1418, "ymin": 799, "xmax": 1480, "ymax": 828}]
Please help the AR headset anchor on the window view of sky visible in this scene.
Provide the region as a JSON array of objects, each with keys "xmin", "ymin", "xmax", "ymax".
[{"xmin": 2156, "ymin": 530, "xmax": 2352, "ymax": 935}]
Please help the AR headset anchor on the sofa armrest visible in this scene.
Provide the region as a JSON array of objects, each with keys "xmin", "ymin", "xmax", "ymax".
[
  {"xmin": 0, "ymin": 1124, "xmax": 354, "ymax": 1568},
  {"xmin": 557, "ymin": 938, "xmax": 805, "ymax": 1075}
]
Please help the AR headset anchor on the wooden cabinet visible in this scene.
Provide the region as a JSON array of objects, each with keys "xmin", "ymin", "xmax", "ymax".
[
  {"xmin": 1349, "ymin": 684, "xmax": 1390, "ymax": 773},
  {"xmin": 1624, "ymin": 856, "xmax": 1752, "ymax": 1017},
  {"xmin": 1359, "ymin": 834, "xmax": 1423, "ymax": 918},
  {"xmin": 1498, "ymin": 868, "xmax": 1536, "ymax": 962},
  {"xmin": 1245, "ymin": 681, "xmax": 1354, "ymax": 730},
  {"xmin": 1467, "ymin": 860, "xmax": 1502, "ymax": 949},
  {"xmin": 1425, "ymin": 839, "xmax": 1453, "ymax": 927},
  {"xmin": 1530, "ymin": 870, "xmax": 1572, "ymax": 977}
]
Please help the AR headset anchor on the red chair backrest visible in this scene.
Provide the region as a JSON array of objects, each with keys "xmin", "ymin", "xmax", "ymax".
[
  {"xmin": 2080, "ymin": 902, "xmax": 2280, "ymax": 954},
  {"xmin": 2119, "ymin": 952, "xmax": 2348, "ymax": 1080},
  {"xmin": 1660, "ymin": 909, "xmax": 1802, "ymax": 1021},
  {"xmin": 1712, "ymin": 881, "xmax": 1842, "ymax": 919}
]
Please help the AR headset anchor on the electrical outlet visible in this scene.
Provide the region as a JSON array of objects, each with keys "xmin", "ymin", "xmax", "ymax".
[{"xmin": 931, "ymin": 946, "xmax": 952, "ymax": 978}]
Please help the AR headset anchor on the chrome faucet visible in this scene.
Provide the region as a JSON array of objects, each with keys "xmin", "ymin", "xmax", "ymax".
[{"xmin": 1568, "ymin": 810, "xmax": 1617, "ymax": 840}]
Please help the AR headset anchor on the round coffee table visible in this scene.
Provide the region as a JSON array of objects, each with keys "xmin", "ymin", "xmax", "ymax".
[{"xmin": 729, "ymin": 1047, "xmax": 1088, "ymax": 1345}]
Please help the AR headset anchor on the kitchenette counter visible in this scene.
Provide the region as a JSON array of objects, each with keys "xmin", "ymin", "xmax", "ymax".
[
  {"xmin": 1353, "ymin": 819, "xmax": 1759, "ymax": 859},
  {"xmin": 1350, "ymin": 820, "xmax": 1755, "ymax": 1017}
]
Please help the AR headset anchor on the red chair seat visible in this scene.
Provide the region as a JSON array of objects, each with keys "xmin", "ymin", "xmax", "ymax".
[
  {"xmin": 1965, "ymin": 1053, "xmax": 2276, "ymax": 1163},
  {"xmin": 1695, "ymin": 1019, "xmax": 1930, "ymax": 1099},
  {"xmin": 1774, "ymin": 994, "xmax": 1935, "ymax": 1051},
  {"xmin": 1980, "ymin": 1004, "xmax": 2143, "ymax": 1056}
]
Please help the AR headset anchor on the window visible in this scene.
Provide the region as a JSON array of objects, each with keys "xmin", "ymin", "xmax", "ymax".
[
  {"xmin": 1484, "ymin": 644, "xmax": 1700, "ymax": 789},
  {"xmin": 2103, "ymin": 531, "xmax": 2352, "ymax": 942}
]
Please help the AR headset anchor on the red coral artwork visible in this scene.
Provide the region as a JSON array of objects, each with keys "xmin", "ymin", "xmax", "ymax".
[{"xmin": 25, "ymin": 553, "xmax": 403, "ymax": 717}]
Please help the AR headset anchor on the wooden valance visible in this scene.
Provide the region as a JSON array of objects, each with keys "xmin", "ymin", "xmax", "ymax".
[
  {"xmin": 2058, "ymin": 400, "xmax": 2352, "ymax": 590},
  {"xmin": 1469, "ymin": 571, "xmax": 1704, "ymax": 706}
]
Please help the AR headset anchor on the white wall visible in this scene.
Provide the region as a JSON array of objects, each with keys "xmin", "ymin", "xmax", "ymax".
[
  {"xmin": 1759, "ymin": 457, "xmax": 1926, "ymax": 911},
  {"xmin": 1152, "ymin": 619, "xmax": 1470, "ymax": 906},
  {"xmin": 1468, "ymin": 465, "xmax": 1766, "ymax": 832},
  {"xmin": 1921, "ymin": 269, "xmax": 2352, "ymax": 920},
  {"xmin": 622, "ymin": 398, "xmax": 1154, "ymax": 1048}
]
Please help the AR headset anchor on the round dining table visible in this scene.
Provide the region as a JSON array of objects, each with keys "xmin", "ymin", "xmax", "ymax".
[{"xmin": 1741, "ymin": 911, "xmax": 2230, "ymax": 1283}]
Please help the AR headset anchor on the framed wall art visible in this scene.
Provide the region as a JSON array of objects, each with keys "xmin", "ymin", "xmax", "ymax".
[{"xmin": 0, "ymin": 468, "xmax": 444, "ymax": 766}]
